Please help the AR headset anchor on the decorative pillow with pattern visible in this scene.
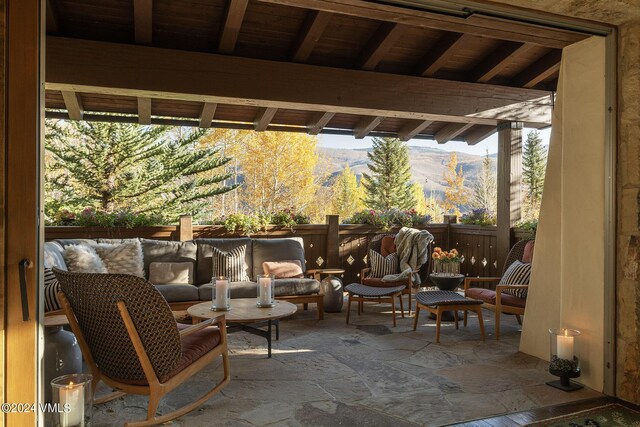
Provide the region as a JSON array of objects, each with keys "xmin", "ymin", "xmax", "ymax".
[
  {"xmin": 500, "ymin": 260, "xmax": 531, "ymax": 299},
  {"xmin": 44, "ymin": 268, "xmax": 62, "ymax": 312},
  {"xmin": 92, "ymin": 240, "xmax": 145, "ymax": 278},
  {"xmin": 212, "ymin": 246, "xmax": 248, "ymax": 282},
  {"xmin": 63, "ymin": 245, "xmax": 108, "ymax": 274},
  {"xmin": 369, "ymin": 249, "xmax": 399, "ymax": 278}
]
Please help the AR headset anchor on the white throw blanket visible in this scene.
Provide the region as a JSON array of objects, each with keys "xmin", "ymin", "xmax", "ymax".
[{"xmin": 382, "ymin": 227, "xmax": 434, "ymax": 285}]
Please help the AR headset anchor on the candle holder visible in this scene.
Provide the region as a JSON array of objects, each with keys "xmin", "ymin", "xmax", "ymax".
[
  {"xmin": 212, "ymin": 276, "xmax": 231, "ymax": 311},
  {"xmin": 547, "ymin": 328, "xmax": 584, "ymax": 391},
  {"xmin": 256, "ymin": 274, "xmax": 275, "ymax": 307},
  {"xmin": 51, "ymin": 373, "xmax": 93, "ymax": 427}
]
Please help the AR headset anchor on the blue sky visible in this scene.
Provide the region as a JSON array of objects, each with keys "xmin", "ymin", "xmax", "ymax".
[{"xmin": 318, "ymin": 127, "xmax": 551, "ymax": 155}]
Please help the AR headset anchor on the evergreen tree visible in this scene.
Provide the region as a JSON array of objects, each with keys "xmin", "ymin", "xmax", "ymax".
[
  {"xmin": 470, "ymin": 150, "xmax": 497, "ymax": 214},
  {"xmin": 442, "ymin": 152, "xmax": 470, "ymax": 215},
  {"xmin": 522, "ymin": 130, "xmax": 547, "ymax": 219},
  {"xmin": 362, "ymin": 137, "xmax": 415, "ymax": 210},
  {"xmin": 45, "ymin": 120, "xmax": 236, "ymax": 222},
  {"xmin": 331, "ymin": 164, "xmax": 365, "ymax": 219}
]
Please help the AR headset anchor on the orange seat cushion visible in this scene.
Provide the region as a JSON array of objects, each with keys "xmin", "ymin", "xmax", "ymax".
[
  {"xmin": 363, "ymin": 277, "xmax": 408, "ymax": 289},
  {"xmin": 161, "ymin": 323, "xmax": 222, "ymax": 383},
  {"xmin": 380, "ymin": 236, "xmax": 397, "ymax": 257},
  {"xmin": 522, "ymin": 240, "xmax": 535, "ymax": 264},
  {"xmin": 466, "ymin": 287, "xmax": 526, "ymax": 309}
]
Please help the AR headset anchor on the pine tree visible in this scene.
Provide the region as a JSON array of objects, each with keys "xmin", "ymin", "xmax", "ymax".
[
  {"xmin": 442, "ymin": 152, "xmax": 470, "ymax": 215},
  {"xmin": 470, "ymin": 150, "xmax": 497, "ymax": 214},
  {"xmin": 45, "ymin": 120, "xmax": 236, "ymax": 222},
  {"xmin": 362, "ymin": 137, "xmax": 415, "ymax": 210},
  {"xmin": 522, "ymin": 130, "xmax": 547, "ymax": 219},
  {"xmin": 331, "ymin": 164, "xmax": 365, "ymax": 219}
]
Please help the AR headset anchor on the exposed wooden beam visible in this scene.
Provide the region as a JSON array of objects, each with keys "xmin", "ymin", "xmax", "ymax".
[
  {"xmin": 514, "ymin": 50, "xmax": 562, "ymax": 88},
  {"xmin": 134, "ymin": 0, "xmax": 153, "ymax": 45},
  {"xmin": 137, "ymin": 97, "xmax": 152, "ymax": 124},
  {"xmin": 398, "ymin": 119, "xmax": 432, "ymax": 141},
  {"xmin": 60, "ymin": 91, "xmax": 84, "ymax": 120},
  {"xmin": 199, "ymin": 102, "xmax": 217, "ymax": 128},
  {"xmin": 354, "ymin": 116, "xmax": 383, "ymax": 139},
  {"xmin": 435, "ymin": 122, "xmax": 474, "ymax": 144},
  {"xmin": 290, "ymin": 10, "xmax": 332, "ymax": 63},
  {"xmin": 464, "ymin": 125, "xmax": 497, "ymax": 145},
  {"xmin": 255, "ymin": 0, "xmax": 586, "ymax": 49},
  {"xmin": 218, "ymin": 0, "xmax": 249, "ymax": 54},
  {"xmin": 46, "ymin": 0, "xmax": 60, "ymax": 34},
  {"xmin": 307, "ymin": 111, "xmax": 335, "ymax": 135},
  {"xmin": 472, "ymin": 42, "xmax": 532, "ymax": 83},
  {"xmin": 254, "ymin": 107, "xmax": 278, "ymax": 131},
  {"xmin": 416, "ymin": 32, "xmax": 467, "ymax": 77},
  {"xmin": 45, "ymin": 37, "xmax": 553, "ymax": 127},
  {"xmin": 357, "ymin": 22, "xmax": 405, "ymax": 71}
]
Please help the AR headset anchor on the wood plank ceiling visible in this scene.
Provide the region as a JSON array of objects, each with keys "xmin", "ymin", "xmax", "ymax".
[{"xmin": 44, "ymin": 0, "xmax": 588, "ymax": 143}]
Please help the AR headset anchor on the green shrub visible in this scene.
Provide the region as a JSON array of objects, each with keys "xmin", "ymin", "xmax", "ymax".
[
  {"xmin": 217, "ymin": 209, "xmax": 310, "ymax": 234},
  {"xmin": 343, "ymin": 209, "xmax": 431, "ymax": 230},
  {"xmin": 47, "ymin": 207, "xmax": 164, "ymax": 228},
  {"xmin": 459, "ymin": 208, "xmax": 496, "ymax": 226}
]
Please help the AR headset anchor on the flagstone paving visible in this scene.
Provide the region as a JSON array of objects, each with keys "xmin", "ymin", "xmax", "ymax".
[{"xmin": 92, "ymin": 301, "xmax": 600, "ymax": 426}]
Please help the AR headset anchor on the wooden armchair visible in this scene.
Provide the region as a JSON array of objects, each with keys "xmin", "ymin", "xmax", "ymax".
[
  {"xmin": 54, "ymin": 269, "xmax": 230, "ymax": 427},
  {"xmin": 463, "ymin": 239, "xmax": 533, "ymax": 339}
]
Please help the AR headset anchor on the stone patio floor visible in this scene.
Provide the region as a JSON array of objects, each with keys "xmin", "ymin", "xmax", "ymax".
[{"xmin": 92, "ymin": 300, "xmax": 600, "ymax": 426}]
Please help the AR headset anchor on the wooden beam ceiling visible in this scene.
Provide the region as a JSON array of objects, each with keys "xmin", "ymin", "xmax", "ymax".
[
  {"xmin": 357, "ymin": 22, "xmax": 405, "ymax": 71},
  {"xmin": 416, "ymin": 32, "xmax": 466, "ymax": 77},
  {"xmin": 255, "ymin": 0, "xmax": 587, "ymax": 49},
  {"xmin": 464, "ymin": 125, "xmax": 497, "ymax": 145},
  {"xmin": 514, "ymin": 50, "xmax": 562, "ymax": 88},
  {"xmin": 61, "ymin": 91, "xmax": 83, "ymax": 120},
  {"xmin": 254, "ymin": 107, "xmax": 278, "ymax": 131},
  {"xmin": 137, "ymin": 97, "xmax": 152, "ymax": 124},
  {"xmin": 290, "ymin": 10, "xmax": 332, "ymax": 63},
  {"xmin": 46, "ymin": 37, "xmax": 553, "ymax": 127},
  {"xmin": 435, "ymin": 122, "xmax": 474, "ymax": 143},
  {"xmin": 199, "ymin": 102, "xmax": 217, "ymax": 128},
  {"xmin": 306, "ymin": 111, "xmax": 335, "ymax": 135},
  {"xmin": 398, "ymin": 119, "xmax": 432, "ymax": 141},
  {"xmin": 354, "ymin": 116, "xmax": 383, "ymax": 138},
  {"xmin": 218, "ymin": 0, "xmax": 249, "ymax": 54},
  {"xmin": 471, "ymin": 42, "xmax": 532, "ymax": 83},
  {"xmin": 134, "ymin": 0, "xmax": 153, "ymax": 45}
]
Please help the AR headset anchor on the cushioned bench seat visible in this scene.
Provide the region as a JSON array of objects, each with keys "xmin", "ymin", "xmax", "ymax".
[{"xmin": 465, "ymin": 287, "xmax": 526, "ymax": 309}]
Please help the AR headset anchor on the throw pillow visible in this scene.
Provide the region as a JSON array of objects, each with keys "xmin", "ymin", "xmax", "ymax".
[
  {"xmin": 92, "ymin": 240, "xmax": 145, "ymax": 278},
  {"xmin": 500, "ymin": 260, "xmax": 532, "ymax": 299},
  {"xmin": 522, "ymin": 240, "xmax": 535, "ymax": 264},
  {"xmin": 380, "ymin": 235, "xmax": 397, "ymax": 257},
  {"xmin": 212, "ymin": 246, "xmax": 248, "ymax": 282},
  {"xmin": 149, "ymin": 262, "xmax": 194, "ymax": 285},
  {"xmin": 63, "ymin": 245, "xmax": 108, "ymax": 274},
  {"xmin": 44, "ymin": 268, "xmax": 62, "ymax": 312},
  {"xmin": 262, "ymin": 260, "xmax": 304, "ymax": 279},
  {"xmin": 369, "ymin": 249, "xmax": 398, "ymax": 278}
]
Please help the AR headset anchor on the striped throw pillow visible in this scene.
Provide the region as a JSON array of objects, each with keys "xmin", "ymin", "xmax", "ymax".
[
  {"xmin": 369, "ymin": 250, "xmax": 399, "ymax": 278},
  {"xmin": 212, "ymin": 246, "xmax": 248, "ymax": 282},
  {"xmin": 44, "ymin": 268, "xmax": 62, "ymax": 312},
  {"xmin": 500, "ymin": 260, "xmax": 531, "ymax": 299}
]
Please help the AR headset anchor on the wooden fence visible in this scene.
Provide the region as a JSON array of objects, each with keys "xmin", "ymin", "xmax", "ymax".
[{"xmin": 45, "ymin": 216, "xmax": 534, "ymax": 282}]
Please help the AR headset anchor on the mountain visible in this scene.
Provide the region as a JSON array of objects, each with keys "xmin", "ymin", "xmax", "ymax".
[{"xmin": 318, "ymin": 146, "xmax": 496, "ymax": 196}]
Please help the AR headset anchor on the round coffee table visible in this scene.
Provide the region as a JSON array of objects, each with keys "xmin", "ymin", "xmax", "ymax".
[{"xmin": 188, "ymin": 299, "xmax": 297, "ymax": 358}]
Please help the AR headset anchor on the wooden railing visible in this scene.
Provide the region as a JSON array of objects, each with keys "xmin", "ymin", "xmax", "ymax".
[{"xmin": 45, "ymin": 216, "xmax": 534, "ymax": 281}]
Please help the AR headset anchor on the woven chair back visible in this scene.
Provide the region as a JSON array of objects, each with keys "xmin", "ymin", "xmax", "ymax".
[
  {"xmin": 502, "ymin": 239, "xmax": 534, "ymax": 275},
  {"xmin": 54, "ymin": 269, "xmax": 182, "ymax": 384}
]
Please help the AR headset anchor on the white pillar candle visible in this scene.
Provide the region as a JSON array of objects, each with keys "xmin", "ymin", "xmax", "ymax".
[
  {"xmin": 259, "ymin": 277, "xmax": 272, "ymax": 305},
  {"xmin": 215, "ymin": 279, "xmax": 229, "ymax": 308},
  {"xmin": 59, "ymin": 381, "xmax": 84, "ymax": 427},
  {"xmin": 556, "ymin": 332, "xmax": 574, "ymax": 360}
]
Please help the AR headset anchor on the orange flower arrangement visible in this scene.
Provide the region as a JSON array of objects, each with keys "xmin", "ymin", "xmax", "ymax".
[{"xmin": 431, "ymin": 247, "xmax": 460, "ymax": 263}]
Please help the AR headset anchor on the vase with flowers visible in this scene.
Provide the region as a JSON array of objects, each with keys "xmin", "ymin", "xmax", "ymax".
[{"xmin": 431, "ymin": 247, "xmax": 461, "ymax": 275}]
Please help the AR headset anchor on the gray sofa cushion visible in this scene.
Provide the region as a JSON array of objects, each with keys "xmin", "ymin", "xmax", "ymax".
[
  {"xmin": 274, "ymin": 278, "xmax": 320, "ymax": 296},
  {"xmin": 154, "ymin": 284, "xmax": 199, "ymax": 302},
  {"xmin": 141, "ymin": 239, "xmax": 197, "ymax": 279},
  {"xmin": 252, "ymin": 237, "xmax": 306, "ymax": 280},
  {"xmin": 53, "ymin": 239, "xmax": 97, "ymax": 248},
  {"xmin": 196, "ymin": 238, "xmax": 253, "ymax": 285},
  {"xmin": 44, "ymin": 241, "xmax": 68, "ymax": 270},
  {"xmin": 198, "ymin": 281, "xmax": 257, "ymax": 300}
]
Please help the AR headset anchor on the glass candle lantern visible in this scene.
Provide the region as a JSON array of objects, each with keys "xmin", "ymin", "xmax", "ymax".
[
  {"xmin": 547, "ymin": 328, "xmax": 583, "ymax": 391},
  {"xmin": 212, "ymin": 276, "xmax": 231, "ymax": 311},
  {"xmin": 51, "ymin": 373, "xmax": 93, "ymax": 427},
  {"xmin": 256, "ymin": 274, "xmax": 275, "ymax": 307}
]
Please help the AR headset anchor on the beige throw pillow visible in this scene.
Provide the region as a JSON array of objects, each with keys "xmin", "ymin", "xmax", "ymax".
[
  {"xmin": 92, "ymin": 240, "xmax": 145, "ymax": 278},
  {"xmin": 149, "ymin": 262, "xmax": 194, "ymax": 285},
  {"xmin": 63, "ymin": 245, "xmax": 108, "ymax": 274},
  {"xmin": 262, "ymin": 260, "xmax": 304, "ymax": 279}
]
